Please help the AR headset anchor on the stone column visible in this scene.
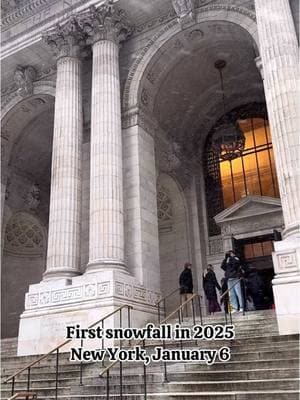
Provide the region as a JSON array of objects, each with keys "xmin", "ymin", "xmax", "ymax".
[
  {"xmin": 255, "ymin": 0, "xmax": 300, "ymax": 333},
  {"xmin": 43, "ymin": 18, "xmax": 84, "ymax": 279},
  {"xmin": 83, "ymin": 4, "xmax": 131, "ymax": 272}
]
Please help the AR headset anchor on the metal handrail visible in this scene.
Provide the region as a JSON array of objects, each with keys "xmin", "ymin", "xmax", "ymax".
[
  {"xmin": 4, "ymin": 304, "xmax": 133, "ymax": 399},
  {"xmin": 8, "ymin": 392, "xmax": 37, "ymax": 400},
  {"xmin": 156, "ymin": 287, "xmax": 180, "ymax": 306},
  {"xmin": 219, "ymin": 278, "xmax": 243, "ymax": 300},
  {"xmin": 100, "ymin": 293, "xmax": 202, "ymax": 377},
  {"xmin": 160, "ymin": 293, "xmax": 200, "ymax": 324}
]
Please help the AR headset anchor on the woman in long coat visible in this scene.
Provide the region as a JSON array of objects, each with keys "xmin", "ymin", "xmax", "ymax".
[{"xmin": 203, "ymin": 264, "xmax": 221, "ymax": 314}]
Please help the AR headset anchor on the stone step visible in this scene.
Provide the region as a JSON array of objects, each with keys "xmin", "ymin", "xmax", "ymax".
[
  {"xmin": 147, "ymin": 391, "xmax": 300, "ymax": 400},
  {"xmin": 3, "ymin": 341, "xmax": 297, "ymax": 377},
  {"xmin": 167, "ymin": 367, "xmax": 299, "ymax": 381},
  {"xmin": 2, "ymin": 392, "xmax": 300, "ymax": 400},
  {"xmin": 184, "ymin": 357, "xmax": 300, "ymax": 371},
  {"xmin": 5, "ymin": 375, "xmax": 298, "ymax": 397},
  {"xmin": 165, "ymin": 378, "xmax": 300, "ymax": 392}
]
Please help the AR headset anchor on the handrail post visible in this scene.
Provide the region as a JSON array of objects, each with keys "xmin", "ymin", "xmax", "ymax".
[
  {"xmin": 162, "ymin": 339, "xmax": 168, "ymax": 383},
  {"xmin": 79, "ymin": 338, "xmax": 83, "ymax": 386},
  {"xmin": 128, "ymin": 306, "xmax": 131, "ymax": 347},
  {"xmin": 119, "ymin": 360, "xmax": 123, "ymax": 400},
  {"xmin": 120, "ymin": 308, "xmax": 123, "ymax": 400},
  {"xmin": 192, "ymin": 297, "xmax": 196, "ymax": 325},
  {"xmin": 27, "ymin": 367, "xmax": 31, "ymax": 397},
  {"xmin": 143, "ymin": 339, "xmax": 147, "ymax": 400},
  {"xmin": 197, "ymin": 295, "xmax": 203, "ymax": 325},
  {"xmin": 102, "ymin": 320, "xmax": 105, "ymax": 368},
  {"xmin": 158, "ymin": 302, "xmax": 161, "ymax": 324},
  {"xmin": 163, "ymin": 298, "xmax": 166, "ymax": 320},
  {"xmin": 242, "ymin": 277, "xmax": 246, "ymax": 316},
  {"xmin": 11, "ymin": 376, "xmax": 15, "ymax": 396},
  {"xmin": 177, "ymin": 310, "xmax": 183, "ymax": 350},
  {"xmin": 106, "ymin": 369, "xmax": 110, "ymax": 400},
  {"xmin": 55, "ymin": 348, "xmax": 59, "ymax": 400}
]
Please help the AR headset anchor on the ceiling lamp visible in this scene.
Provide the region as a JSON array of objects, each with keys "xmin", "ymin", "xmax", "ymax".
[{"xmin": 212, "ymin": 60, "xmax": 245, "ymax": 161}]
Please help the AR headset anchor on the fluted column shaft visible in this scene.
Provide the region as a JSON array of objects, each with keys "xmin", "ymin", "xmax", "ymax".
[
  {"xmin": 45, "ymin": 55, "xmax": 82, "ymax": 278},
  {"xmin": 255, "ymin": 0, "xmax": 300, "ymax": 238},
  {"xmin": 87, "ymin": 38, "xmax": 125, "ymax": 271}
]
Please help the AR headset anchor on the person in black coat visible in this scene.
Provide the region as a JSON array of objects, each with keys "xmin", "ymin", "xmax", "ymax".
[
  {"xmin": 179, "ymin": 262, "xmax": 193, "ymax": 317},
  {"xmin": 221, "ymin": 250, "xmax": 244, "ymax": 313},
  {"xmin": 245, "ymin": 268, "xmax": 265, "ymax": 310},
  {"xmin": 203, "ymin": 265, "xmax": 221, "ymax": 314},
  {"xmin": 220, "ymin": 277, "xmax": 229, "ymax": 314}
]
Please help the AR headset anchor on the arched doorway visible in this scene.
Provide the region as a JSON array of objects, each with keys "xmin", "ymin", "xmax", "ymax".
[{"xmin": 123, "ymin": 16, "xmax": 265, "ymax": 304}]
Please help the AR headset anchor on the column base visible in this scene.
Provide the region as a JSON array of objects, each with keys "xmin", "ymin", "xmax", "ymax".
[
  {"xmin": 43, "ymin": 268, "xmax": 80, "ymax": 280},
  {"xmin": 17, "ymin": 270, "xmax": 160, "ymax": 355},
  {"xmin": 272, "ymin": 236, "xmax": 300, "ymax": 335},
  {"xmin": 86, "ymin": 259, "xmax": 128, "ymax": 274}
]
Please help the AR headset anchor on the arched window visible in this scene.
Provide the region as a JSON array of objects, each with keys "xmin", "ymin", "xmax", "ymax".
[{"xmin": 204, "ymin": 103, "xmax": 279, "ymax": 235}]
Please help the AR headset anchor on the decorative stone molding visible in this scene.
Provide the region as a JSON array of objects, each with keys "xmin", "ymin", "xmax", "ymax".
[
  {"xmin": 43, "ymin": 16, "xmax": 87, "ymax": 59},
  {"xmin": 157, "ymin": 183, "xmax": 173, "ymax": 233},
  {"xmin": 156, "ymin": 141, "xmax": 181, "ymax": 173},
  {"xmin": 122, "ymin": 4, "xmax": 257, "ymax": 112},
  {"xmin": 14, "ymin": 65, "xmax": 37, "ymax": 97},
  {"xmin": 5, "ymin": 177, "xmax": 11, "ymax": 200},
  {"xmin": 172, "ymin": 0, "xmax": 195, "ymax": 25},
  {"xmin": 208, "ymin": 235, "xmax": 223, "ymax": 255},
  {"xmin": 25, "ymin": 279, "xmax": 160, "ymax": 310},
  {"xmin": 80, "ymin": 2, "xmax": 132, "ymax": 45},
  {"xmin": 4, "ymin": 212, "xmax": 45, "ymax": 256},
  {"xmin": 2, "ymin": 0, "xmax": 48, "ymax": 27},
  {"xmin": 1, "ymin": 65, "xmax": 56, "ymax": 104},
  {"xmin": 23, "ymin": 183, "xmax": 40, "ymax": 209}
]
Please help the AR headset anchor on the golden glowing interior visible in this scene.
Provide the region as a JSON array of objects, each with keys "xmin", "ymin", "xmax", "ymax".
[{"xmin": 220, "ymin": 118, "xmax": 279, "ymax": 208}]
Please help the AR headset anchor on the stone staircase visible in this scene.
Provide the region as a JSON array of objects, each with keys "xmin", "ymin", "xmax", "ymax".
[{"xmin": 1, "ymin": 310, "xmax": 299, "ymax": 399}]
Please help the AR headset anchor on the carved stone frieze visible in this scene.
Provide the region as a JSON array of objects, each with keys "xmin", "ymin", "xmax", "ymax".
[
  {"xmin": 14, "ymin": 65, "xmax": 36, "ymax": 97},
  {"xmin": 43, "ymin": 16, "xmax": 87, "ymax": 59},
  {"xmin": 80, "ymin": 2, "xmax": 132, "ymax": 45},
  {"xmin": 25, "ymin": 279, "xmax": 160, "ymax": 309}
]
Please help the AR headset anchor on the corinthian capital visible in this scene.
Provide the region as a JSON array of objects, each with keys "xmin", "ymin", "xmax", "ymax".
[
  {"xmin": 80, "ymin": 1, "xmax": 132, "ymax": 45},
  {"xmin": 43, "ymin": 16, "xmax": 87, "ymax": 59}
]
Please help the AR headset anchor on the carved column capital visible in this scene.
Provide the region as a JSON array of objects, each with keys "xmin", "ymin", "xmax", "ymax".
[
  {"xmin": 80, "ymin": 2, "xmax": 132, "ymax": 45},
  {"xmin": 43, "ymin": 16, "xmax": 87, "ymax": 59}
]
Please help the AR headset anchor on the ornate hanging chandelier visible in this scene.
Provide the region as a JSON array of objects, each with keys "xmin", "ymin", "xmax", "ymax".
[{"xmin": 212, "ymin": 60, "xmax": 245, "ymax": 161}]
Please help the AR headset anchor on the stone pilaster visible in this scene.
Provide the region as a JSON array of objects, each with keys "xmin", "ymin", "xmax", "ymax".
[
  {"xmin": 122, "ymin": 111, "xmax": 160, "ymax": 289},
  {"xmin": 255, "ymin": 0, "xmax": 300, "ymax": 334},
  {"xmin": 82, "ymin": 3, "xmax": 131, "ymax": 272},
  {"xmin": 43, "ymin": 17, "xmax": 85, "ymax": 279}
]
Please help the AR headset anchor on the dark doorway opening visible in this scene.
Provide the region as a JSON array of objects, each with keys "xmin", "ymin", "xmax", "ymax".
[{"xmin": 231, "ymin": 232, "xmax": 280, "ymax": 309}]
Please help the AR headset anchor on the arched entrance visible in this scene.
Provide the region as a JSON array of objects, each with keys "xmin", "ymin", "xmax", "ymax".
[
  {"xmin": 122, "ymin": 11, "xmax": 275, "ymax": 305},
  {"xmin": 1, "ymin": 93, "xmax": 54, "ymax": 337}
]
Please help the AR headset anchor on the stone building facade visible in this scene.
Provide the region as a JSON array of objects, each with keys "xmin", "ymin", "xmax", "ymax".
[{"xmin": 1, "ymin": 0, "xmax": 299, "ymax": 355}]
